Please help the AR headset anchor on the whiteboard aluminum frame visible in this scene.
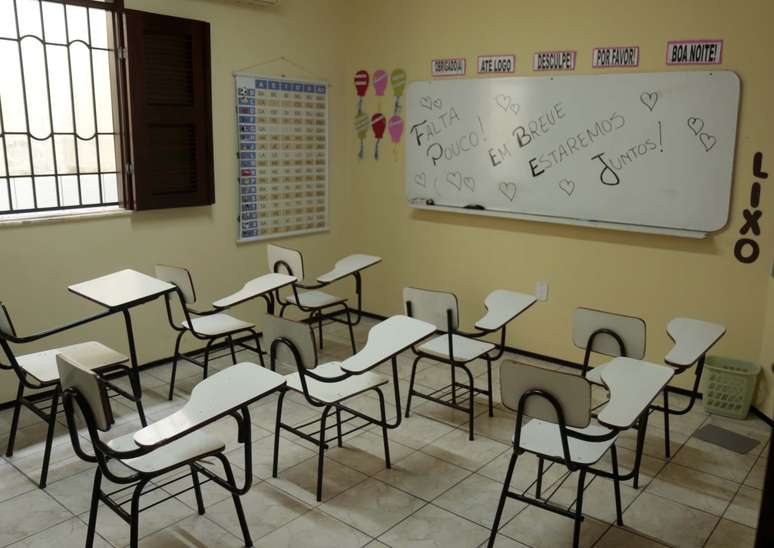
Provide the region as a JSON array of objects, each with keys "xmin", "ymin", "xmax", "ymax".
[{"xmin": 233, "ymin": 72, "xmax": 330, "ymax": 243}]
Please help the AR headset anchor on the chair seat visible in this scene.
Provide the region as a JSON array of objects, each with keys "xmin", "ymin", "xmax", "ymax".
[
  {"xmin": 418, "ymin": 334, "xmax": 495, "ymax": 362},
  {"xmin": 517, "ymin": 419, "xmax": 616, "ymax": 465},
  {"xmin": 108, "ymin": 430, "xmax": 225, "ymax": 474},
  {"xmin": 182, "ymin": 313, "xmax": 253, "ymax": 336},
  {"xmin": 286, "ymin": 290, "xmax": 347, "ymax": 309},
  {"xmin": 286, "ymin": 362, "xmax": 388, "ymax": 404},
  {"xmin": 18, "ymin": 341, "xmax": 127, "ymax": 384}
]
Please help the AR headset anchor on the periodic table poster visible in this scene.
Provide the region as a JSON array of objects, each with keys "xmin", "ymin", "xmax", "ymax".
[{"xmin": 235, "ymin": 74, "xmax": 329, "ymax": 241}]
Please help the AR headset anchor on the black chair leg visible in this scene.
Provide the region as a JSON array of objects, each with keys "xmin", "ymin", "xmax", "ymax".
[
  {"xmin": 488, "ymin": 451, "xmax": 519, "ymax": 548},
  {"xmin": 317, "ymin": 312, "xmax": 324, "ymax": 350},
  {"xmin": 536, "ymin": 456, "xmax": 544, "ymax": 499},
  {"xmin": 572, "ymin": 468, "xmax": 587, "ymax": 548},
  {"xmin": 344, "ymin": 305, "xmax": 357, "ymax": 354},
  {"xmin": 610, "ymin": 446, "xmax": 624, "ymax": 526},
  {"xmin": 85, "ymin": 468, "xmax": 102, "ymax": 548},
  {"xmin": 222, "ymin": 458, "xmax": 253, "ymax": 547},
  {"xmin": 316, "ymin": 405, "xmax": 334, "ymax": 502},
  {"xmin": 663, "ymin": 390, "xmax": 671, "ymax": 458},
  {"xmin": 168, "ymin": 331, "xmax": 185, "ymax": 400},
  {"xmin": 39, "ymin": 387, "xmax": 60, "ymax": 488},
  {"xmin": 272, "ymin": 390, "xmax": 286, "ymax": 478},
  {"xmin": 461, "ymin": 364, "xmax": 476, "ymax": 441},
  {"xmin": 376, "ymin": 388, "xmax": 391, "ymax": 468},
  {"xmin": 451, "ymin": 365, "xmax": 457, "ymax": 405},
  {"xmin": 632, "ymin": 410, "xmax": 649, "ymax": 489},
  {"xmin": 486, "ymin": 358, "xmax": 494, "ymax": 417},
  {"xmin": 5, "ymin": 382, "xmax": 24, "ymax": 457},
  {"xmin": 202, "ymin": 339, "xmax": 215, "ymax": 379},
  {"xmin": 335, "ymin": 407, "xmax": 343, "ymax": 448},
  {"xmin": 191, "ymin": 464, "xmax": 206, "ymax": 515},
  {"xmin": 227, "ymin": 335, "xmax": 237, "ymax": 365},
  {"xmin": 129, "ymin": 480, "xmax": 148, "ymax": 548},
  {"xmin": 405, "ymin": 355, "xmax": 422, "ymax": 418},
  {"xmin": 252, "ymin": 329, "xmax": 266, "ymax": 368}
]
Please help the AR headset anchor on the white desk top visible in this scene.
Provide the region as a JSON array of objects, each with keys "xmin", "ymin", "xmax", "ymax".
[
  {"xmin": 212, "ymin": 273, "xmax": 297, "ymax": 309},
  {"xmin": 69, "ymin": 269, "xmax": 175, "ymax": 309},
  {"xmin": 593, "ymin": 357, "xmax": 674, "ymax": 430},
  {"xmin": 340, "ymin": 315, "xmax": 436, "ymax": 374},
  {"xmin": 474, "ymin": 290, "xmax": 536, "ymax": 331},
  {"xmin": 664, "ymin": 318, "xmax": 726, "ymax": 368},
  {"xmin": 316, "ymin": 254, "xmax": 382, "ymax": 284},
  {"xmin": 133, "ymin": 363, "xmax": 285, "ymax": 448}
]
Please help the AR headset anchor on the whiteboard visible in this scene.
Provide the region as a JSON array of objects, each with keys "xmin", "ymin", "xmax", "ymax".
[{"xmin": 405, "ymin": 71, "xmax": 740, "ymax": 236}]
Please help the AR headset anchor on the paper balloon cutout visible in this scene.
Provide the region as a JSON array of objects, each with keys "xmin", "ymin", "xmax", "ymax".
[
  {"xmin": 355, "ymin": 112, "xmax": 370, "ymax": 160},
  {"xmin": 354, "ymin": 70, "xmax": 369, "ymax": 114},
  {"xmin": 388, "ymin": 115, "xmax": 404, "ymax": 161},
  {"xmin": 391, "ymin": 68, "xmax": 407, "ymax": 114},
  {"xmin": 373, "ymin": 70, "xmax": 388, "ymax": 96},
  {"xmin": 371, "ymin": 113, "xmax": 386, "ymax": 160}
]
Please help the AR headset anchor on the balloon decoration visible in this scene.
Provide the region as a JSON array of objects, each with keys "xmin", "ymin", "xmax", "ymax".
[
  {"xmin": 388, "ymin": 115, "xmax": 404, "ymax": 161},
  {"xmin": 354, "ymin": 70, "xmax": 369, "ymax": 114},
  {"xmin": 390, "ymin": 68, "xmax": 406, "ymax": 114},
  {"xmin": 355, "ymin": 112, "xmax": 370, "ymax": 160},
  {"xmin": 373, "ymin": 69, "xmax": 388, "ymax": 110},
  {"xmin": 371, "ymin": 113, "xmax": 386, "ymax": 160}
]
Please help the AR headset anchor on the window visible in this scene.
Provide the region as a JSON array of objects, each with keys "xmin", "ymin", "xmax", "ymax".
[
  {"xmin": 0, "ymin": 0, "xmax": 214, "ymax": 217},
  {"xmin": 0, "ymin": 0, "xmax": 124, "ymax": 216}
]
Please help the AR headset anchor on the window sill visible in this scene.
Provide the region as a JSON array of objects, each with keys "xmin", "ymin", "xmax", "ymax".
[{"xmin": 0, "ymin": 206, "xmax": 132, "ymax": 227}]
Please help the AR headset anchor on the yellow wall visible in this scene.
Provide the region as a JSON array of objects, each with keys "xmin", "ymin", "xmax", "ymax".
[
  {"xmin": 1, "ymin": 0, "xmax": 772, "ymax": 419},
  {"xmin": 344, "ymin": 0, "xmax": 774, "ymax": 414},
  {"xmin": 0, "ymin": 0, "xmax": 355, "ymax": 403}
]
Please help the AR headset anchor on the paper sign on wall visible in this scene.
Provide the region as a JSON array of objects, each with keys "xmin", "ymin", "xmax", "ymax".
[
  {"xmin": 432, "ymin": 57, "xmax": 466, "ymax": 77},
  {"xmin": 477, "ymin": 55, "xmax": 515, "ymax": 74},
  {"xmin": 592, "ymin": 46, "xmax": 639, "ymax": 68},
  {"xmin": 666, "ymin": 40, "xmax": 723, "ymax": 65},
  {"xmin": 533, "ymin": 50, "xmax": 576, "ymax": 71}
]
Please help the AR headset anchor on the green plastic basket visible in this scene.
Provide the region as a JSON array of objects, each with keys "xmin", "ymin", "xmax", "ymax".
[{"xmin": 702, "ymin": 356, "xmax": 760, "ymax": 419}]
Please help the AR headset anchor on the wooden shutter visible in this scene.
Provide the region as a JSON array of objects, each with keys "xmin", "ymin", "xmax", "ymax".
[{"xmin": 122, "ymin": 10, "xmax": 214, "ymax": 210}]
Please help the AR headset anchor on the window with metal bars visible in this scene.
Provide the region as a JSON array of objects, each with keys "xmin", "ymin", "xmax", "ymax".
[{"xmin": 0, "ymin": 0, "xmax": 123, "ymax": 217}]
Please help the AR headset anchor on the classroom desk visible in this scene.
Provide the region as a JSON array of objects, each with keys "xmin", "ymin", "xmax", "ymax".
[
  {"xmin": 212, "ymin": 273, "xmax": 297, "ymax": 312},
  {"xmin": 69, "ymin": 269, "xmax": 176, "ymax": 425},
  {"xmin": 664, "ymin": 318, "xmax": 726, "ymax": 368},
  {"xmin": 588, "ymin": 356, "xmax": 673, "ymax": 486},
  {"xmin": 133, "ymin": 363, "xmax": 285, "ymax": 448},
  {"xmin": 316, "ymin": 254, "xmax": 382, "ymax": 284}
]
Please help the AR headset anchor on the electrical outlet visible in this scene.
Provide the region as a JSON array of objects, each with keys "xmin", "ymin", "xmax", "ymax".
[{"xmin": 536, "ymin": 281, "xmax": 548, "ymax": 301}]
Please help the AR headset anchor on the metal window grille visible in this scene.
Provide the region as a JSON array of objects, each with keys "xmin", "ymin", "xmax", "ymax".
[{"xmin": 0, "ymin": 0, "xmax": 122, "ymax": 215}]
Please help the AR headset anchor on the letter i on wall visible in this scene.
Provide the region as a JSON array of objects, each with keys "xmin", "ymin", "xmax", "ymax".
[
  {"xmin": 373, "ymin": 69, "xmax": 388, "ymax": 111},
  {"xmin": 355, "ymin": 112, "xmax": 370, "ymax": 160},
  {"xmin": 391, "ymin": 68, "xmax": 406, "ymax": 114},
  {"xmin": 388, "ymin": 115, "xmax": 404, "ymax": 161},
  {"xmin": 371, "ymin": 113, "xmax": 386, "ymax": 160},
  {"xmin": 354, "ymin": 70, "xmax": 369, "ymax": 114}
]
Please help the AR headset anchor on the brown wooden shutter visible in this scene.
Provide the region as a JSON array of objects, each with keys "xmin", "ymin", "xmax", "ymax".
[{"xmin": 122, "ymin": 10, "xmax": 214, "ymax": 210}]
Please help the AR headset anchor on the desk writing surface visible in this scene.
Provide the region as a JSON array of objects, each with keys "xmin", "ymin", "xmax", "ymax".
[
  {"xmin": 595, "ymin": 357, "xmax": 673, "ymax": 429},
  {"xmin": 69, "ymin": 269, "xmax": 175, "ymax": 309},
  {"xmin": 341, "ymin": 315, "xmax": 435, "ymax": 374},
  {"xmin": 317, "ymin": 255, "xmax": 382, "ymax": 284},
  {"xmin": 133, "ymin": 363, "xmax": 285, "ymax": 448},
  {"xmin": 665, "ymin": 318, "xmax": 726, "ymax": 367},
  {"xmin": 213, "ymin": 273, "xmax": 297, "ymax": 309},
  {"xmin": 474, "ymin": 290, "xmax": 536, "ymax": 331}
]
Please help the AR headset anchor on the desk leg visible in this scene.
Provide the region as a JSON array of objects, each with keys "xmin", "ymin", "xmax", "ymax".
[
  {"xmin": 123, "ymin": 309, "xmax": 147, "ymax": 427},
  {"xmin": 632, "ymin": 409, "xmax": 649, "ymax": 489}
]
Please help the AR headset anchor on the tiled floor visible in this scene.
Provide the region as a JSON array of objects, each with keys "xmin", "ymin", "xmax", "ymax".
[{"xmin": 0, "ymin": 318, "xmax": 768, "ymax": 547}]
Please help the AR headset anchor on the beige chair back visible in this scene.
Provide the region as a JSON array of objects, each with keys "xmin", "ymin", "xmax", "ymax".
[
  {"xmin": 572, "ymin": 307, "xmax": 646, "ymax": 359},
  {"xmin": 57, "ymin": 353, "xmax": 114, "ymax": 431},
  {"xmin": 0, "ymin": 303, "xmax": 16, "ymax": 337},
  {"xmin": 154, "ymin": 265, "xmax": 197, "ymax": 305},
  {"xmin": 403, "ymin": 287, "xmax": 459, "ymax": 331},
  {"xmin": 500, "ymin": 360, "xmax": 591, "ymax": 428},
  {"xmin": 267, "ymin": 244, "xmax": 304, "ymax": 279},
  {"xmin": 262, "ymin": 314, "xmax": 317, "ymax": 370}
]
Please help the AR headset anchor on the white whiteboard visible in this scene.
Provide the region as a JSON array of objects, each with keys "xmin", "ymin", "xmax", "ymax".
[{"xmin": 405, "ymin": 71, "xmax": 740, "ymax": 236}]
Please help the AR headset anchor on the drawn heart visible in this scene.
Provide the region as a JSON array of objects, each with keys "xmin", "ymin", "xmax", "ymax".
[
  {"xmin": 558, "ymin": 179, "xmax": 575, "ymax": 196},
  {"xmin": 495, "ymin": 94, "xmax": 511, "ymax": 112},
  {"xmin": 446, "ymin": 171, "xmax": 463, "ymax": 190},
  {"xmin": 420, "ymin": 96, "xmax": 432, "ymax": 110},
  {"xmin": 687, "ymin": 117, "xmax": 704, "ymax": 135},
  {"xmin": 463, "ymin": 176, "xmax": 475, "ymax": 191},
  {"xmin": 415, "ymin": 172, "xmax": 427, "ymax": 187},
  {"xmin": 640, "ymin": 91, "xmax": 658, "ymax": 111},
  {"xmin": 498, "ymin": 182, "xmax": 517, "ymax": 201},
  {"xmin": 699, "ymin": 133, "xmax": 717, "ymax": 151},
  {"xmin": 433, "ymin": 98, "xmax": 443, "ymax": 109}
]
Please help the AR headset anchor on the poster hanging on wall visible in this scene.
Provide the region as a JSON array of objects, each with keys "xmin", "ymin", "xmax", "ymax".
[{"xmin": 234, "ymin": 73, "xmax": 329, "ymax": 242}]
